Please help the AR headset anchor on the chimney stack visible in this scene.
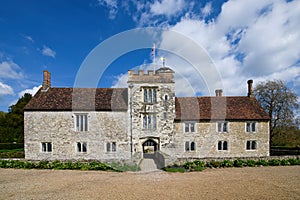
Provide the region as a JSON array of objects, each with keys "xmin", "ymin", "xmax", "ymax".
[
  {"xmin": 247, "ymin": 79, "xmax": 254, "ymax": 98},
  {"xmin": 215, "ymin": 89, "xmax": 223, "ymax": 97},
  {"xmin": 42, "ymin": 70, "xmax": 51, "ymax": 91}
]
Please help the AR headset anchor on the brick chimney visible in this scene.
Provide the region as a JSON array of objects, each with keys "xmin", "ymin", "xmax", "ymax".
[
  {"xmin": 215, "ymin": 89, "xmax": 223, "ymax": 97},
  {"xmin": 42, "ymin": 70, "xmax": 51, "ymax": 92},
  {"xmin": 247, "ymin": 80, "xmax": 254, "ymax": 98}
]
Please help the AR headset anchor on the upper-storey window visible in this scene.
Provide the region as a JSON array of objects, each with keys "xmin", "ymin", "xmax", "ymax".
[
  {"xmin": 75, "ymin": 114, "xmax": 88, "ymax": 132},
  {"xmin": 246, "ymin": 122, "xmax": 257, "ymax": 132},
  {"xmin": 144, "ymin": 88, "xmax": 157, "ymax": 103},
  {"xmin": 217, "ymin": 121, "xmax": 228, "ymax": 133},
  {"xmin": 184, "ymin": 122, "xmax": 196, "ymax": 133},
  {"xmin": 143, "ymin": 114, "xmax": 157, "ymax": 130}
]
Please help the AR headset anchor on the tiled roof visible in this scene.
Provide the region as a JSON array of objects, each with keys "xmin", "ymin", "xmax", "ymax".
[
  {"xmin": 175, "ymin": 97, "xmax": 270, "ymax": 120},
  {"xmin": 25, "ymin": 87, "xmax": 270, "ymax": 120},
  {"xmin": 24, "ymin": 88, "xmax": 128, "ymax": 111}
]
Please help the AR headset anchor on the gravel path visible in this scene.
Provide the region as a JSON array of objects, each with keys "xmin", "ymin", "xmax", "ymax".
[{"xmin": 0, "ymin": 166, "xmax": 299, "ymax": 200}]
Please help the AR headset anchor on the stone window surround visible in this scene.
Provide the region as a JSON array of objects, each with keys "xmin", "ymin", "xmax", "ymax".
[
  {"xmin": 217, "ymin": 121, "xmax": 229, "ymax": 133},
  {"xmin": 106, "ymin": 142, "xmax": 117, "ymax": 153},
  {"xmin": 246, "ymin": 140, "xmax": 257, "ymax": 150},
  {"xmin": 246, "ymin": 121, "xmax": 257, "ymax": 133},
  {"xmin": 184, "ymin": 121, "xmax": 196, "ymax": 133},
  {"xmin": 217, "ymin": 141, "xmax": 228, "ymax": 151},
  {"xmin": 142, "ymin": 113, "xmax": 157, "ymax": 130},
  {"xmin": 143, "ymin": 87, "xmax": 158, "ymax": 104},
  {"xmin": 185, "ymin": 141, "xmax": 196, "ymax": 152},
  {"xmin": 77, "ymin": 142, "xmax": 87, "ymax": 153},
  {"xmin": 74, "ymin": 113, "xmax": 89, "ymax": 132},
  {"xmin": 41, "ymin": 142, "xmax": 52, "ymax": 153}
]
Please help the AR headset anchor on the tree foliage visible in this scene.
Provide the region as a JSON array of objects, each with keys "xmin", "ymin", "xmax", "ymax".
[
  {"xmin": 0, "ymin": 93, "xmax": 32, "ymax": 143},
  {"xmin": 253, "ymin": 80, "xmax": 299, "ymax": 144}
]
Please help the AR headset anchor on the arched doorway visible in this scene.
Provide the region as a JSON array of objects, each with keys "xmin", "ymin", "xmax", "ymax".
[{"xmin": 142, "ymin": 139, "xmax": 158, "ymax": 154}]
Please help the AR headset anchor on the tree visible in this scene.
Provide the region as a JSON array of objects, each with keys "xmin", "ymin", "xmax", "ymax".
[
  {"xmin": 254, "ymin": 80, "xmax": 299, "ymax": 145},
  {"xmin": 0, "ymin": 93, "xmax": 32, "ymax": 143}
]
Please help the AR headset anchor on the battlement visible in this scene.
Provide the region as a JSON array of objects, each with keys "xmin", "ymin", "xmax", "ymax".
[{"xmin": 128, "ymin": 67, "xmax": 174, "ymax": 84}]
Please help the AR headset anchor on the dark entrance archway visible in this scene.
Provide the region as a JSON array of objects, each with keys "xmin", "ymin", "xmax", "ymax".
[{"xmin": 142, "ymin": 139, "xmax": 158, "ymax": 154}]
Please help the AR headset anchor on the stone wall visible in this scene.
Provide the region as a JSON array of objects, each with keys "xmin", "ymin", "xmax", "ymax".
[
  {"xmin": 24, "ymin": 111, "xmax": 129, "ymax": 161},
  {"xmin": 171, "ymin": 121, "xmax": 269, "ymax": 158}
]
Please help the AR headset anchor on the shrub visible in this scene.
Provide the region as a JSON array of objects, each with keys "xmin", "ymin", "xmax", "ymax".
[
  {"xmin": 233, "ymin": 159, "xmax": 246, "ymax": 167},
  {"xmin": 280, "ymin": 159, "xmax": 290, "ymax": 166},
  {"xmin": 246, "ymin": 160, "xmax": 256, "ymax": 167},
  {"xmin": 221, "ymin": 160, "xmax": 233, "ymax": 168},
  {"xmin": 183, "ymin": 161, "xmax": 195, "ymax": 170},
  {"xmin": 256, "ymin": 159, "xmax": 269, "ymax": 166},
  {"xmin": 268, "ymin": 159, "xmax": 281, "ymax": 166},
  {"xmin": 209, "ymin": 160, "xmax": 221, "ymax": 168},
  {"xmin": 287, "ymin": 158, "xmax": 300, "ymax": 165},
  {"xmin": 193, "ymin": 160, "xmax": 205, "ymax": 167}
]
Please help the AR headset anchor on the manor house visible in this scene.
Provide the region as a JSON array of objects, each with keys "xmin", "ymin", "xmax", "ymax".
[{"xmin": 24, "ymin": 68, "xmax": 270, "ymax": 166}]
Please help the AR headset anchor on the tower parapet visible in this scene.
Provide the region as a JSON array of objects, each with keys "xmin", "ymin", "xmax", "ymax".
[{"xmin": 128, "ymin": 67, "xmax": 174, "ymax": 84}]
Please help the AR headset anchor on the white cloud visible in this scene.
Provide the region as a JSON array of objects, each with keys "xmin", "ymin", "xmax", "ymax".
[
  {"xmin": 18, "ymin": 85, "xmax": 41, "ymax": 98},
  {"xmin": 110, "ymin": 0, "xmax": 300, "ymax": 97},
  {"xmin": 159, "ymin": 0, "xmax": 300, "ymax": 96},
  {"xmin": 150, "ymin": 0, "xmax": 186, "ymax": 17},
  {"xmin": 201, "ymin": 2, "xmax": 212, "ymax": 17},
  {"xmin": 0, "ymin": 81, "xmax": 14, "ymax": 95},
  {"xmin": 0, "ymin": 61, "xmax": 23, "ymax": 79},
  {"xmin": 98, "ymin": 0, "xmax": 118, "ymax": 19},
  {"xmin": 111, "ymin": 73, "xmax": 127, "ymax": 88},
  {"xmin": 41, "ymin": 45, "xmax": 56, "ymax": 58},
  {"xmin": 23, "ymin": 34, "xmax": 34, "ymax": 42}
]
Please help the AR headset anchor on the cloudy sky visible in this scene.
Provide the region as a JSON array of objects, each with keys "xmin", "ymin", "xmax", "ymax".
[{"xmin": 0, "ymin": 0, "xmax": 299, "ymax": 111}]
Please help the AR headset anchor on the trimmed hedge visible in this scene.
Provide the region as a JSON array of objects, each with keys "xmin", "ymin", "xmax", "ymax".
[
  {"xmin": 0, "ymin": 160, "xmax": 140, "ymax": 172},
  {"xmin": 164, "ymin": 158, "xmax": 300, "ymax": 172}
]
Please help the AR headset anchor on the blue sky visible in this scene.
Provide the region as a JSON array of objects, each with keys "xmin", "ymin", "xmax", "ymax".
[{"xmin": 0, "ymin": 0, "xmax": 299, "ymax": 112}]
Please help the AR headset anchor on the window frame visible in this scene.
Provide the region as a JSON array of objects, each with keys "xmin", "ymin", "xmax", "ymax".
[
  {"xmin": 77, "ymin": 142, "xmax": 87, "ymax": 153},
  {"xmin": 142, "ymin": 114, "xmax": 157, "ymax": 130},
  {"xmin": 41, "ymin": 142, "xmax": 52, "ymax": 153},
  {"xmin": 185, "ymin": 141, "xmax": 196, "ymax": 152},
  {"xmin": 74, "ymin": 113, "xmax": 88, "ymax": 132},
  {"xmin": 106, "ymin": 142, "xmax": 117, "ymax": 153},
  {"xmin": 184, "ymin": 121, "xmax": 196, "ymax": 133},
  {"xmin": 246, "ymin": 121, "xmax": 257, "ymax": 133},
  {"xmin": 217, "ymin": 121, "xmax": 229, "ymax": 133},
  {"xmin": 143, "ymin": 87, "xmax": 157, "ymax": 104},
  {"xmin": 246, "ymin": 140, "xmax": 257, "ymax": 150},
  {"xmin": 217, "ymin": 141, "xmax": 228, "ymax": 151}
]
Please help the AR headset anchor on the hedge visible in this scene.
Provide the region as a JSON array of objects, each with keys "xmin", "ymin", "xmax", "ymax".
[{"xmin": 164, "ymin": 158, "xmax": 300, "ymax": 172}]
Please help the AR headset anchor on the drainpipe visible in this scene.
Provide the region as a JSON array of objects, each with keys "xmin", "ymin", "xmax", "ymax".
[{"xmin": 129, "ymin": 83, "xmax": 134, "ymax": 162}]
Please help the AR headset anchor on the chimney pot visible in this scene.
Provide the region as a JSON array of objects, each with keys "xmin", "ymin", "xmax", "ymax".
[
  {"xmin": 42, "ymin": 70, "xmax": 51, "ymax": 91},
  {"xmin": 247, "ymin": 79, "xmax": 254, "ymax": 97},
  {"xmin": 215, "ymin": 89, "xmax": 223, "ymax": 97}
]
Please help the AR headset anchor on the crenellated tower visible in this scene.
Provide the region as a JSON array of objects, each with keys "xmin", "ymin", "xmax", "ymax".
[{"xmin": 127, "ymin": 67, "xmax": 175, "ymax": 158}]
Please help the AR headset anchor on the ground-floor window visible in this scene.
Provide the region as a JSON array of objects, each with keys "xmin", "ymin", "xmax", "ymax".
[
  {"xmin": 246, "ymin": 140, "xmax": 257, "ymax": 150},
  {"xmin": 77, "ymin": 142, "xmax": 87, "ymax": 152},
  {"xmin": 41, "ymin": 142, "xmax": 52, "ymax": 152},
  {"xmin": 218, "ymin": 141, "xmax": 228, "ymax": 151},
  {"xmin": 106, "ymin": 142, "xmax": 116, "ymax": 152},
  {"xmin": 185, "ymin": 141, "xmax": 196, "ymax": 151}
]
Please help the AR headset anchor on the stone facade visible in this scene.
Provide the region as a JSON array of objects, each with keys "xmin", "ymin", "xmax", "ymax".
[
  {"xmin": 24, "ymin": 68, "xmax": 270, "ymax": 165},
  {"xmin": 25, "ymin": 111, "xmax": 129, "ymax": 161}
]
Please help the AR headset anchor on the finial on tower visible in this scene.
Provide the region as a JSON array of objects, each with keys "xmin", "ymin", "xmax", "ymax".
[{"xmin": 160, "ymin": 57, "xmax": 166, "ymax": 67}]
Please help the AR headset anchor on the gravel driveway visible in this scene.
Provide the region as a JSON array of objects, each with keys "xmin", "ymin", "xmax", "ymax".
[{"xmin": 0, "ymin": 166, "xmax": 299, "ymax": 199}]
